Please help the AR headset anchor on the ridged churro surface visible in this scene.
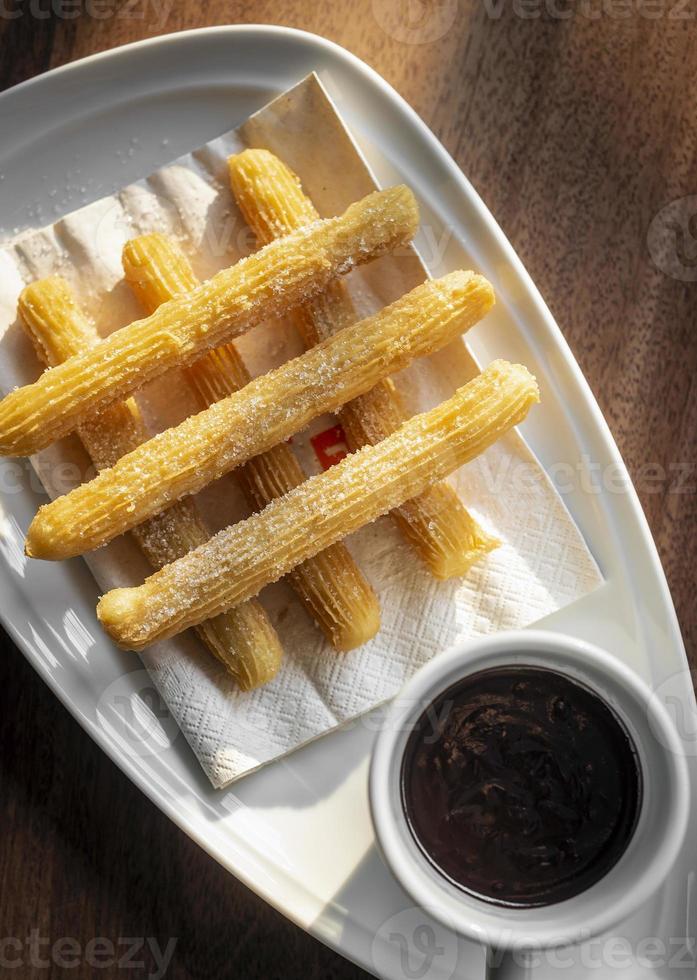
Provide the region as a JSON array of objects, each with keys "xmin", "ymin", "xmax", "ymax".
[
  {"xmin": 19, "ymin": 276, "xmax": 282, "ymax": 690},
  {"xmin": 122, "ymin": 233, "xmax": 380, "ymax": 651},
  {"xmin": 229, "ymin": 149, "xmax": 498, "ymax": 578},
  {"xmin": 97, "ymin": 361, "xmax": 539, "ymax": 649},
  {"xmin": 27, "ymin": 271, "xmax": 494, "ymax": 561},
  {"xmin": 0, "ymin": 186, "xmax": 418, "ymax": 456}
]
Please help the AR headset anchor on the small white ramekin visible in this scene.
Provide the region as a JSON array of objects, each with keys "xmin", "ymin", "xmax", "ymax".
[{"xmin": 369, "ymin": 630, "xmax": 689, "ymax": 966}]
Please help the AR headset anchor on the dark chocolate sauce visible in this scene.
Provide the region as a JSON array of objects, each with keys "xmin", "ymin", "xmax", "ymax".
[{"xmin": 401, "ymin": 666, "xmax": 641, "ymax": 907}]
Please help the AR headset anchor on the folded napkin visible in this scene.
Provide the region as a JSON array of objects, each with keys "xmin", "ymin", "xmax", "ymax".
[{"xmin": 0, "ymin": 75, "xmax": 602, "ymax": 787}]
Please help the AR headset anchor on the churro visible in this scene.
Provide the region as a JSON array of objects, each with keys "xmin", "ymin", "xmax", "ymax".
[
  {"xmin": 0, "ymin": 186, "xmax": 418, "ymax": 456},
  {"xmin": 97, "ymin": 361, "xmax": 539, "ymax": 649},
  {"xmin": 26, "ymin": 271, "xmax": 495, "ymax": 561},
  {"xmin": 18, "ymin": 276, "xmax": 283, "ymax": 689},
  {"xmin": 122, "ymin": 233, "xmax": 380, "ymax": 651},
  {"xmin": 229, "ymin": 148, "xmax": 499, "ymax": 577}
]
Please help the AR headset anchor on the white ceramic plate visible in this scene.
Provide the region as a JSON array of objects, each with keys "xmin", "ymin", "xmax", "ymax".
[{"xmin": 0, "ymin": 27, "xmax": 694, "ymax": 980}]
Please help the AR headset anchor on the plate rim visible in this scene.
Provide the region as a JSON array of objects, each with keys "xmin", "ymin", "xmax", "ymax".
[
  {"xmin": 0, "ymin": 23, "xmax": 691, "ymax": 979},
  {"xmin": 0, "ymin": 22, "xmax": 683, "ymax": 652}
]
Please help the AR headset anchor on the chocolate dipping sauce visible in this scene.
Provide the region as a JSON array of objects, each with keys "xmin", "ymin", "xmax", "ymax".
[{"xmin": 401, "ymin": 666, "xmax": 641, "ymax": 907}]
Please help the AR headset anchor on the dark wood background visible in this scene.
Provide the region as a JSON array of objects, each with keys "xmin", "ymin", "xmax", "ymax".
[{"xmin": 0, "ymin": 3, "xmax": 695, "ymax": 978}]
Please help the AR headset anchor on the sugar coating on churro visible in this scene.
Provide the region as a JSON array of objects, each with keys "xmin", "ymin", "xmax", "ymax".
[
  {"xmin": 97, "ymin": 361, "xmax": 540, "ymax": 650},
  {"xmin": 18, "ymin": 275, "xmax": 283, "ymax": 690},
  {"xmin": 0, "ymin": 185, "xmax": 418, "ymax": 457},
  {"xmin": 26, "ymin": 270, "xmax": 495, "ymax": 561},
  {"xmin": 229, "ymin": 148, "xmax": 499, "ymax": 578},
  {"xmin": 122, "ymin": 232, "xmax": 380, "ymax": 652}
]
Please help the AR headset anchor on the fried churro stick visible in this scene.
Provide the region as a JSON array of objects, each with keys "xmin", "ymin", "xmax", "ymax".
[
  {"xmin": 229, "ymin": 149, "xmax": 499, "ymax": 578},
  {"xmin": 27, "ymin": 271, "xmax": 495, "ymax": 561},
  {"xmin": 122, "ymin": 234, "xmax": 380, "ymax": 652},
  {"xmin": 97, "ymin": 361, "xmax": 539, "ymax": 649},
  {"xmin": 0, "ymin": 186, "xmax": 418, "ymax": 457},
  {"xmin": 18, "ymin": 276, "xmax": 282, "ymax": 690}
]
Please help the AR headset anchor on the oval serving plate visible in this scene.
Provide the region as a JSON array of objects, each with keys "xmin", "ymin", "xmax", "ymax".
[{"xmin": 0, "ymin": 27, "xmax": 694, "ymax": 980}]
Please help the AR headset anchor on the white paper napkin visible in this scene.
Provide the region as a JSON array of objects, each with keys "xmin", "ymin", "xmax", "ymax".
[{"xmin": 0, "ymin": 75, "xmax": 602, "ymax": 787}]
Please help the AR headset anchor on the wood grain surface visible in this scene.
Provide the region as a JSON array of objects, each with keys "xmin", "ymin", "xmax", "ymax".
[{"xmin": 0, "ymin": 3, "xmax": 695, "ymax": 978}]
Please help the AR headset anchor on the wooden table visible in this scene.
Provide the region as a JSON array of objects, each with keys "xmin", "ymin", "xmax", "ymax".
[{"xmin": 1, "ymin": 4, "xmax": 694, "ymax": 978}]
